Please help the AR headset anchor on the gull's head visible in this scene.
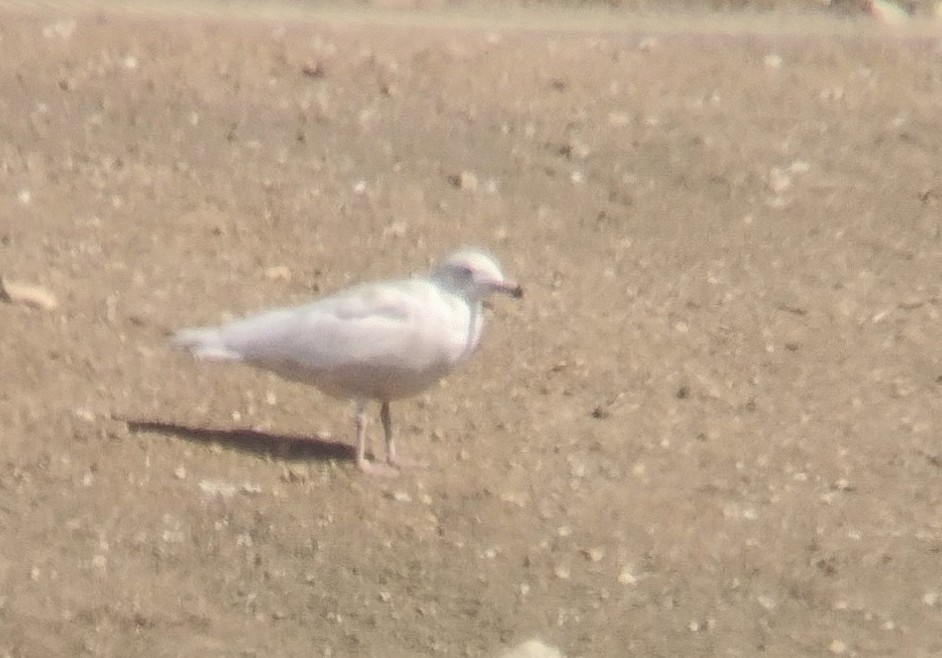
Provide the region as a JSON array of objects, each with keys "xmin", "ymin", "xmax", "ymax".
[{"xmin": 431, "ymin": 249, "xmax": 523, "ymax": 301}]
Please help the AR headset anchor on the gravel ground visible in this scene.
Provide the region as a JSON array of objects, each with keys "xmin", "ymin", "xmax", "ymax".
[{"xmin": 2, "ymin": 2, "xmax": 942, "ymax": 656}]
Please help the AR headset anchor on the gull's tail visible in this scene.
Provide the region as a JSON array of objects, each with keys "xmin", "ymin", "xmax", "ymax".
[{"xmin": 171, "ymin": 326, "xmax": 242, "ymax": 360}]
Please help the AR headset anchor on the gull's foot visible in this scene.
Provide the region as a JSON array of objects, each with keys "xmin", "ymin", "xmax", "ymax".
[
  {"xmin": 357, "ymin": 457, "xmax": 400, "ymax": 478},
  {"xmin": 388, "ymin": 454, "xmax": 429, "ymax": 470}
]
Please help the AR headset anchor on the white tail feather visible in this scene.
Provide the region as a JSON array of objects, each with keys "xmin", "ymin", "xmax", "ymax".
[{"xmin": 171, "ymin": 327, "xmax": 241, "ymax": 360}]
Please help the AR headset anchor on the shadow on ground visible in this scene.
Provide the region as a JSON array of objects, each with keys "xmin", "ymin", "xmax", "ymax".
[{"xmin": 122, "ymin": 418, "xmax": 356, "ymax": 462}]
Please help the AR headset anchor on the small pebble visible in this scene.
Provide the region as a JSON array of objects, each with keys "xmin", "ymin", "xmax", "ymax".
[
  {"xmin": 198, "ymin": 480, "xmax": 238, "ymax": 498},
  {"xmin": 768, "ymin": 168, "xmax": 792, "ymax": 194},
  {"xmin": 497, "ymin": 639, "xmax": 564, "ymax": 658},
  {"xmin": 74, "ymin": 408, "xmax": 96, "ymax": 423},
  {"xmin": 264, "ymin": 265, "xmax": 292, "ymax": 282},
  {"xmin": 607, "ymin": 112, "xmax": 631, "ymax": 127},
  {"xmin": 283, "ymin": 465, "xmax": 308, "ymax": 483},
  {"xmin": 757, "ymin": 595, "xmax": 777, "ymax": 610},
  {"xmin": 637, "ymin": 36, "xmax": 659, "ymax": 52},
  {"xmin": 456, "ymin": 171, "xmax": 478, "ymax": 191},
  {"xmin": 42, "ymin": 19, "xmax": 75, "ymax": 39},
  {"xmin": 389, "ymin": 490, "xmax": 411, "ymax": 503},
  {"xmin": 582, "ymin": 547, "xmax": 604, "ymax": 562},
  {"xmin": 0, "ymin": 279, "xmax": 58, "ymax": 310}
]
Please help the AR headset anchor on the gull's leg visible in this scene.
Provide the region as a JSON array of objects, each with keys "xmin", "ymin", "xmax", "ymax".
[
  {"xmin": 355, "ymin": 399, "xmax": 397, "ymax": 477},
  {"xmin": 382, "ymin": 400, "xmax": 428, "ymax": 469},
  {"xmin": 354, "ymin": 399, "xmax": 369, "ymax": 469}
]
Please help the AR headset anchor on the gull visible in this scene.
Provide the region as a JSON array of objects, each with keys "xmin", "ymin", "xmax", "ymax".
[{"xmin": 171, "ymin": 248, "xmax": 523, "ymax": 476}]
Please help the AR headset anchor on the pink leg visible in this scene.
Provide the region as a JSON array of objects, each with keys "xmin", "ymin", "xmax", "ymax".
[
  {"xmin": 381, "ymin": 401, "xmax": 428, "ymax": 469},
  {"xmin": 355, "ymin": 401, "xmax": 398, "ymax": 477}
]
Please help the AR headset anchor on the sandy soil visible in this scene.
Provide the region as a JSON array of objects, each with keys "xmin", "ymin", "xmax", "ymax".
[{"xmin": 2, "ymin": 2, "xmax": 942, "ymax": 656}]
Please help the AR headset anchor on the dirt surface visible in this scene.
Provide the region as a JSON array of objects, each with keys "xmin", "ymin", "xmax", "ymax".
[{"xmin": 2, "ymin": 2, "xmax": 942, "ymax": 656}]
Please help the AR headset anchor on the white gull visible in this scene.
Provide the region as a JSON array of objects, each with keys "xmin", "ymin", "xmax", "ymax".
[{"xmin": 171, "ymin": 248, "xmax": 522, "ymax": 476}]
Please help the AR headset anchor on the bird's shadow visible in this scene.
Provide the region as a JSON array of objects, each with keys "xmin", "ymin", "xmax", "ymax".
[{"xmin": 122, "ymin": 418, "xmax": 355, "ymax": 463}]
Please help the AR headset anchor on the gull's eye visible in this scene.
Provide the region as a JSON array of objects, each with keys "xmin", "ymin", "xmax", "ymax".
[{"xmin": 456, "ymin": 265, "xmax": 474, "ymax": 279}]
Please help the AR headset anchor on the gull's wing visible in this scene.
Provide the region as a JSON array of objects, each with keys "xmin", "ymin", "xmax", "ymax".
[{"xmin": 208, "ymin": 278, "xmax": 464, "ymax": 376}]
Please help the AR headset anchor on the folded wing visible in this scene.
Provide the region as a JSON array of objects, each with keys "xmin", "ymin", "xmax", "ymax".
[{"xmin": 176, "ymin": 280, "xmax": 463, "ymax": 395}]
